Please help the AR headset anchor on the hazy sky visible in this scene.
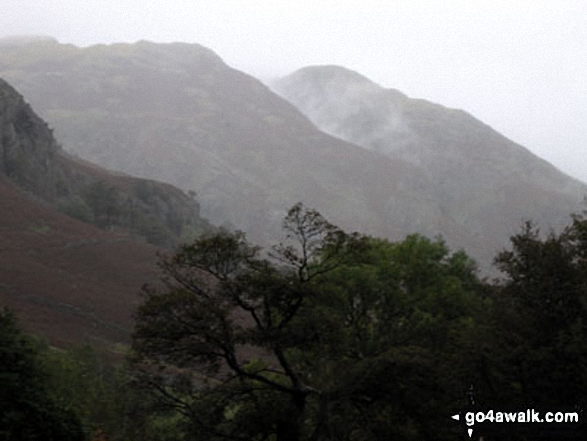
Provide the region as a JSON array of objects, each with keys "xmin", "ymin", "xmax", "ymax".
[{"xmin": 2, "ymin": 1, "xmax": 586, "ymax": 182}]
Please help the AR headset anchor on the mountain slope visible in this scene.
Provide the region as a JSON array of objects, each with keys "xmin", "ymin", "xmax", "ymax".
[
  {"xmin": 0, "ymin": 77, "xmax": 213, "ymax": 248},
  {"xmin": 0, "ymin": 173, "xmax": 160, "ymax": 347},
  {"xmin": 273, "ymin": 65, "xmax": 587, "ymax": 269},
  {"xmin": 0, "ymin": 77, "xmax": 212, "ymax": 347},
  {"xmin": 1, "ymin": 40, "xmax": 585, "ymax": 271},
  {"xmin": 0, "ymin": 40, "xmax": 446, "ymax": 243}
]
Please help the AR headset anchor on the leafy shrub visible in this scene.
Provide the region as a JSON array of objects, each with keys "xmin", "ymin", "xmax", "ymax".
[{"xmin": 58, "ymin": 196, "xmax": 95, "ymax": 223}]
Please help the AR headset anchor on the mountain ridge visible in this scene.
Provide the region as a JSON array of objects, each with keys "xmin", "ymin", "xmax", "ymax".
[
  {"xmin": 273, "ymin": 65, "xmax": 584, "ymax": 189},
  {"xmin": 1, "ymin": 40, "xmax": 585, "ymax": 272},
  {"xmin": 273, "ymin": 65, "xmax": 587, "ymax": 269},
  {"xmin": 0, "ymin": 40, "xmax": 436, "ymax": 240}
]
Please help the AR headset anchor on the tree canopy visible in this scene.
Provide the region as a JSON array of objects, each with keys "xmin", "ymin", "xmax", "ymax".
[
  {"xmin": 493, "ymin": 214, "xmax": 587, "ymax": 409},
  {"xmin": 6, "ymin": 204, "xmax": 587, "ymax": 440},
  {"xmin": 132, "ymin": 204, "xmax": 486, "ymax": 440},
  {"xmin": 0, "ymin": 309, "xmax": 85, "ymax": 441}
]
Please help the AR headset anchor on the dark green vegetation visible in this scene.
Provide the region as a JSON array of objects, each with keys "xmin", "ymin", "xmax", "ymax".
[
  {"xmin": 493, "ymin": 215, "xmax": 587, "ymax": 408},
  {"xmin": 130, "ymin": 205, "xmax": 587, "ymax": 440},
  {"xmin": 0, "ymin": 78, "xmax": 212, "ymax": 248},
  {"xmin": 3, "ymin": 203, "xmax": 587, "ymax": 439},
  {"xmin": 0, "ymin": 309, "xmax": 84, "ymax": 440},
  {"xmin": 1, "ymin": 309, "xmax": 182, "ymax": 441},
  {"xmin": 1, "ymin": 40, "xmax": 585, "ymax": 271}
]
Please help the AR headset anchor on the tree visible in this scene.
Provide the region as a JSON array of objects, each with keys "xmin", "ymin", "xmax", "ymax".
[
  {"xmin": 58, "ymin": 196, "xmax": 95, "ymax": 223},
  {"xmin": 41, "ymin": 343, "xmax": 180, "ymax": 441},
  {"xmin": 493, "ymin": 215, "xmax": 587, "ymax": 410},
  {"xmin": 132, "ymin": 204, "xmax": 485, "ymax": 440},
  {"xmin": 84, "ymin": 180, "xmax": 121, "ymax": 228},
  {"xmin": 0, "ymin": 309, "xmax": 85, "ymax": 441}
]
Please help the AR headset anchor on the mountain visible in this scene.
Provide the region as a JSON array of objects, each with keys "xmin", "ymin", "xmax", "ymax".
[
  {"xmin": 273, "ymin": 65, "xmax": 587, "ymax": 269},
  {"xmin": 0, "ymin": 173, "xmax": 158, "ymax": 347},
  {"xmin": 1, "ymin": 40, "xmax": 585, "ymax": 272},
  {"xmin": 0, "ymin": 77, "xmax": 212, "ymax": 347},
  {"xmin": 0, "ymin": 40, "xmax": 443, "ymax": 241},
  {"xmin": 0, "ymin": 78, "xmax": 213, "ymax": 248}
]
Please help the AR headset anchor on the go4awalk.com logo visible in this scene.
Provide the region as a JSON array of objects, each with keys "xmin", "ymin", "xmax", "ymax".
[{"xmin": 451, "ymin": 407, "xmax": 582, "ymax": 438}]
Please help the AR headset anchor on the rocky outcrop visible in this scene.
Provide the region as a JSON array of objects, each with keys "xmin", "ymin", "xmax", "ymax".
[
  {"xmin": 0, "ymin": 79, "xmax": 65, "ymax": 198},
  {"xmin": 0, "ymin": 78, "xmax": 213, "ymax": 248}
]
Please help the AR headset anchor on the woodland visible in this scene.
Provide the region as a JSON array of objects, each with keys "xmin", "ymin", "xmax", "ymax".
[{"xmin": 3, "ymin": 204, "xmax": 587, "ymax": 440}]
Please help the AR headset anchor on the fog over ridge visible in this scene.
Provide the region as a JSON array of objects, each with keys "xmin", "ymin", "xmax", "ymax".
[{"xmin": 0, "ymin": 0, "xmax": 585, "ymax": 182}]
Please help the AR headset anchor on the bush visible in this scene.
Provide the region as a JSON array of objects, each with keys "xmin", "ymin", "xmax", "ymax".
[{"xmin": 58, "ymin": 196, "xmax": 95, "ymax": 223}]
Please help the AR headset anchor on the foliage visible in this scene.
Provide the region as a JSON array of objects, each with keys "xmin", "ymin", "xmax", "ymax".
[
  {"xmin": 132, "ymin": 203, "xmax": 486, "ymax": 440},
  {"xmin": 7, "ymin": 204, "xmax": 587, "ymax": 440},
  {"xmin": 83, "ymin": 181, "xmax": 121, "ymax": 228},
  {"xmin": 58, "ymin": 196, "xmax": 95, "ymax": 223},
  {"xmin": 0, "ymin": 306, "xmax": 188, "ymax": 441},
  {"xmin": 40, "ymin": 342, "xmax": 187, "ymax": 441},
  {"xmin": 134, "ymin": 213, "xmax": 175, "ymax": 248},
  {"xmin": 493, "ymin": 215, "xmax": 587, "ymax": 409},
  {"xmin": 67, "ymin": 179, "xmax": 206, "ymax": 248},
  {"xmin": 0, "ymin": 308, "xmax": 85, "ymax": 441}
]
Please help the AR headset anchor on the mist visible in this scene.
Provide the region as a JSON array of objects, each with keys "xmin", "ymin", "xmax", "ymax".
[{"xmin": 0, "ymin": 0, "xmax": 585, "ymax": 182}]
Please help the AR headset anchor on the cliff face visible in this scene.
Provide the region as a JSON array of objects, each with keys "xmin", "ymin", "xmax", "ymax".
[
  {"xmin": 0, "ymin": 79, "xmax": 64, "ymax": 198},
  {"xmin": 0, "ymin": 78, "xmax": 213, "ymax": 248}
]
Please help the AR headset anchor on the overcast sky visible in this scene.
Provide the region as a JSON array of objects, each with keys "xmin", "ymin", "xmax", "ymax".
[{"xmin": 2, "ymin": 0, "xmax": 586, "ymax": 182}]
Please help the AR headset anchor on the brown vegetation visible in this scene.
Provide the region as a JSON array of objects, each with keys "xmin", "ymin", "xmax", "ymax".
[{"xmin": 0, "ymin": 174, "xmax": 161, "ymax": 347}]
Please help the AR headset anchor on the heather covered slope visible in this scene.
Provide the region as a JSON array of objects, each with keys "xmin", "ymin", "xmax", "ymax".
[
  {"xmin": 0, "ymin": 77, "xmax": 212, "ymax": 347},
  {"xmin": 0, "ymin": 174, "xmax": 160, "ymax": 347}
]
